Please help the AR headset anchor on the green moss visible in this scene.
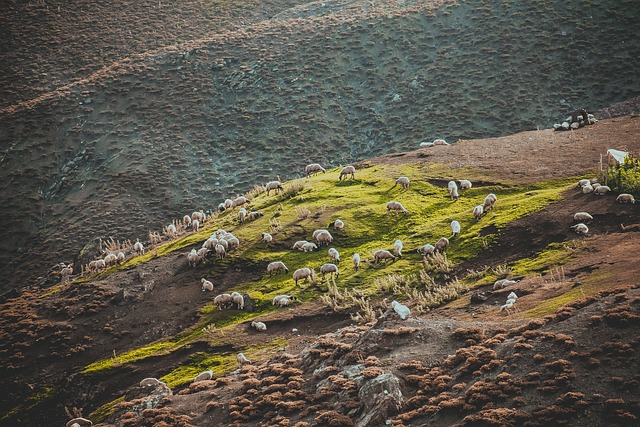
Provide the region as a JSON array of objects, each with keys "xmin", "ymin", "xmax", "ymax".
[
  {"xmin": 88, "ymin": 396, "xmax": 125, "ymax": 423},
  {"xmin": 511, "ymin": 241, "xmax": 579, "ymax": 276},
  {"xmin": 1, "ymin": 386, "xmax": 55, "ymax": 421}
]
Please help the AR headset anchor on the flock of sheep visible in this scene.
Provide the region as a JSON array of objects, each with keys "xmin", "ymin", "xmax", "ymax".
[{"xmin": 572, "ymin": 177, "xmax": 636, "ymax": 235}]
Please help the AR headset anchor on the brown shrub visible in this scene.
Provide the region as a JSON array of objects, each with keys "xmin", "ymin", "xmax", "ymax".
[
  {"xmin": 314, "ymin": 410, "xmax": 354, "ymax": 426},
  {"xmin": 362, "ymin": 366, "xmax": 383, "ymax": 378}
]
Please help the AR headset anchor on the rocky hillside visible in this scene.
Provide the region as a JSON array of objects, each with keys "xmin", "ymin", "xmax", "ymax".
[
  {"xmin": 1, "ymin": 0, "xmax": 640, "ymax": 293},
  {"xmin": 1, "ymin": 115, "xmax": 639, "ymax": 426}
]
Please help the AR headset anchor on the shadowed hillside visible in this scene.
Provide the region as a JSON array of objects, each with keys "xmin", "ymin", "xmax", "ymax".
[{"xmin": 1, "ymin": 0, "xmax": 639, "ymax": 295}]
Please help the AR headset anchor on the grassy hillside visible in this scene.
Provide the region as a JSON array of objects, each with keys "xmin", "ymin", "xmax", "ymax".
[{"xmin": 0, "ymin": 0, "xmax": 639, "ymax": 292}]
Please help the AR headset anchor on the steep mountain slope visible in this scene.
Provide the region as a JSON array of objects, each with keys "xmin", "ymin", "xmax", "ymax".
[
  {"xmin": 1, "ymin": 0, "xmax": 640, "ymax": 293},
  {"xmin": 1, "ymin": 116, "xmax": 639, "ymax": 426}
]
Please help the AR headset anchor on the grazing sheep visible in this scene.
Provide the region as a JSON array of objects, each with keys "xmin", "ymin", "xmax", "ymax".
[
  {"xmin": 224, "ymin": 199, "xmax": 233, "ymax": 209},
  {"xmin": 315, "ymin": 230, "xmax": 334, "ymax": 246},
  {"xmin": 133, "ymin": 240, "xmax": 145, "ymax": 255},
  {"xmin": 373, "ymin": 249, "xmax": 396, "ymax": 264},
  {"xmin": 95, "ymin": 259, "xmax": 106, "ymax": 271},
  {"xmin": 391, "ymin": 300, "xmax": 410, "ymax": 320},
  {"xmin": 187, "ymin": 249, "xmax": 201, "ymax": 267},
  {"xmin": 293, "ymin": 268, "xmax": 313, "ymax": 285},
  {"xmin": 393, "ymin": 239, "xmax": 403, "ymax": 257},
  {"xmin": 393, "ymin": 176, "xmax": 410, "ymax": 190},
  {"xmin": 247, "ymin": 211, "xmax": 264, "ymax": 221},
  {"xmin": 104, "ymin": 253, "xmax": 117, "ymax": 266},
  {"xmin": 301, "ymin": 242, "xmax": 318, "ymax": 252},
  {"xmin": 224, "ymin": 235, "xmax": 240, "ymax": 251},
  {"xmin": 292, "ymin": 240, "xmax": 309, "ymax": 250},
  {"xmin": 182, "ymin": 215, "xmax": 191, "ymax": 227},
  {"xmin": 353, "ymin": 253, "xmax": 361, "ymax": 271},
  {"xmin": 450, "ymin": 220, "xmax": 461, "ymax": 237},
  {"xmin": 473, "ymin": 205, "xmax": 484, "ymax": 221},
  {"xmin": 197, "ymin": 247, "xmax": 209, "ymax": 259},
  {"xmin": 140, "ymin": 378, "xmax": 165, "ymax": 387},
  {"xmin": 251, "ymin": 321, "xmax": 267, "ymax": 331},
  {"xmin": 333, "ymin": 219, "xmax": 344, "ymax": 230},
  {"xmin": 66, "ymin": 418, "xmax": 92, "ymax": 427},
  {"xmin": 194, "ymin": 370, "xmax": 214, "ymax": 382},
  {"xmin": 320, "ymin": 263, "xmax": 339, "ymax": 279},
  {"xmin": 328, "ymin": 247, "xmax": 340, "ymax": 263},
  {"xmin": 305, "ymin": 163, "xmax": 327, "ymax": 177},
  {"xmin": 582, "ymin": 184, "xmax": 594, "ymax": 194},
  {"xmin": 448, "ymin": 181, "xmax": 459, "ymax": 201},
  {"xmin": 592, "ymin": 183, "xmax": 601, "ymax": 190},
  {"xmin": 262, "ymin": 232, "xmax": 273, "ymax": 243},
  {"xmin": 238, "ymin": 207, "xmax": 247, "ymax": 224},
  {"xmin": 267, "ymin": 261, "xmax": 289, "ymax": 276},
  {"xmin": 483, "ymin": 193, "xmax": 497, "ymax": 211},
  {"xmin": 593, "ymin": 185, "xmax": 611, "ymax": 195},
  {"xmin": 216, "ymin": 238, "xmax": 229, "ymax": 251},
  {"xmin": 192, "ymin": 211, "xmax": 206, "ymax": 223},
  {"xmin": 616, "ymin": 193, "xmax": 636, "ymax": 204},
  {"xmin": 387, "ymin": 201, "xmax": 408, "ymax": 214},
  {"xmin": 116, "ymin": 251, "xmax": 126, "ymax": 263},
  {"xmin": 232, "ymin": 196, "xmax": 250, "ymax": 209},
  {"xmin": 507, "ymin": 291, "xmax": 518, "ymax": 301},
  {"xmin": 203, "ymin": 237, "xmax": 218, "ymax": 250},
  {"xmin": 201, "ymin": 278, "xmax": 214, "ymax": 292},
  {"xmin": 493, "ymin": 279, "xmax": 518, "ymax": 290},
  {"xmin": 213, "ymin": 293, "xmax": 233, "ymax": 310},
  {"xmin": 571, "ymin": 223, "xmax": 589, "ymax": 235},
  {"xmin": 573, "ymin": 212, "xmax": 593, "ymax": 222},
  {"xmin": 417, "ymin": 244, "xmax": 435, "ymax": 256},
  {"xmin": 578, "ymin": 179, "xmax": 590, "ymax": 188},
  {"xmin": 459, "ymin": 179, "xmax": 472, "ymax": 190},
  {"xmin": 191, "ymin": 219, "xmax": 200, "ymax": 232},
  {"xmin": 339, "ymin": 165, "xmax": 356, "ymax": 180},
  {"xmin": 435, "ymin": 237, "xmax": 449, "ymax": 253},
  {"xmin": 231, "ymin": 291, "xmax": 245, "ymax": 310},
  {"xmin": 312, "ymin": 229, "xmax": 329, "ymax": 240},
  {"xmin": 273, "ymin": 294, "xmax": 295, "ymax": 306},
  {"xmin": 165, "ymin": 223, "xmax": 178, "ymax": 237},
  {"xmin": 237, "ymin": 352, "xmax": 251, "ymax": 366},
  {"xmin": 265, "ymin": 180, "xmax": 284, "ymax": 195},
  {"xmin": 218, "ymin": 202, "xmax": 226, "ymax": 212},
  {"xmin": 499, "ymin": 299, "xmax": 515, "ymax": 313}
]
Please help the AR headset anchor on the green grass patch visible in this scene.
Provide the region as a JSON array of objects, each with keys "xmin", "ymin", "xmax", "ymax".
[{"xmin": 88, "ymin": 396, "xmax": 125, "ymax": 423}]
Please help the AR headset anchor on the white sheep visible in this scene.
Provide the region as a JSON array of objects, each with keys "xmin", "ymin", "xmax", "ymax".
[
  {"xmin": 393, "ymin": 176, "xmax": 410, "ymax": 190},
  {"xmin": 571, "ymin": 223, "xmax": 589, "ymax": 235},
  {"xmin": 582, "ymin": 184, "xmax": 594, "ymax": 194},
  {"xmin": 133, "ymin": 240, "xmax": 145, "ymax": 255},
  {"xmin": 450, "ymin": 220, "xmax": 461, "ymax": 237},
  {"xmin": 419, "ymin": 141, "xmax": 434, "ymax": 148},
  {"xmin": 459, "ymin": 179, "xmax": 472, "ymax": 190},
  {"xmin": 391, "ymin": 300, "xmax": 410, "ymax": 320},
  {"xmin": 273, "ymin": 294, "xmax": 295, "ymax": 306},
  {"xmin": 483, "ymin": 193, "xmax": 497, "ymax": 211},
  {"xmin": 328, "ymin": 247, "xmax": 340, "ymax": 263},
  {"xmin": 66, "ymin": 418, "xmax": 92, "ymax": 427},
  {"xmin": 197, "ymin": 247, "xmax": 209, "ymax": 259},
  {"xmin": 265, "ymin": 180, "xmax": 284, "ymax": 195},
  {"xmin": 387, "ymin": 201, "xmax": 408, "ymax": 214},
  {"xmin": 393, "ymin": 239, "xmax": 403, "ymax": 257},
  {"xmin": 216, "ymin": 238, "xmax": 229, "ymax": 251},
  {"xmin": 165, "ymin": 223, "xmax": 177, "ymax": 237},
  {"xmin": 238, "ymin": 207, "xmax": 247, "ymax": 224},
  {"xmin": 116, "ymin": 251, "xmax": 126, "ymax": 263},
  {"xmin": 201, "ymin": 278, "xmax": 214, "ymax": 292},
  {"xmin": 315, "ymin": 230, "xmax": 334, "ymax": 246},
  {"xmin": 140, "ymin": 378, "xmax": 165, "ymax": 387},
  {"xmin": 493, "ymin": 279, "xmax": 518, "ymax": 290},
  {"xmin": 224, "ymin": 235, "xmax": 240, "ymax": 251},
  {"xmin": 301, "ymin": 242, "xmax": 318, "ymax": 252},
  {"xmin": 578, "ymin": 179, "xmax": 590, "ymax": 188},
  {"xmin": 448, "ymin": 181, "xmax": 459, "ymax": 201},
  {"xmin": 312, "ymin": 229, "xmax": 329, "ymax": 240},
  {"xmin": 507, "ymin": 291, "xmax": 518, "ymax": 301},
  {"xmin": 320, "ymin": 263, "xmax": 339, "ymax": 279},
  {"xmin": 373, "ymin": 249, "xmax": 396, "ymax": 264},
  {"xmin": 237, "ymin": 352, "xmax": 251, "ymax": 366},
  {"xmin": 187, "ymin": 249, "xmax": 202, "ymax": 267},
  {"xmin": 417, "ymin": 244, "xmax": 435, "ymax": 256},
  {"xmin": 203, "ymin": 237, "xmax": 218, "ymax": 250},
  {"xmin": 616, "ymin": 193, "xmax": 636, "ymax": 204},
  {"xmin": 293, "ymin": 240, "xmax": 309, "ymax": 250},
  {"xmin": 231, "ymin": 291, "xmax": 245, "ymax": 310},
  {"xmin": 261, "ymin": 232, "xmax": 273, "ymax": 243},
  {"xmin": 293, "ymin": 268, "xmax": 313, "ymax": 285},
  {"xmin": 193, "ymin": 370, "xmax": 214, "ymax": 382},
  {"xmin": 573, "ymin": 212, "xmax": 593, "ymax": 222},
  {"xmin": 267, "ymin": 261, "xmax": 289, "ymax": 276},
  {"xmin": 192, "ymin": 219, "xmax": 200, "ymax": 232},
  {"xmin": 353, "ymin": 253, "xmax": 361, "ymax": 271},
  {"xmin": 473, "ymin": 205, "xmax": 484, "ymax": 221},
  {"xmin": 499, "ymin": 299, "xmax": 515, "ymax": 313},
  {"xmin": 333, "ymin": 219, "xmax": 345, "ymax": 230},
  {"xmin": 232, "ymin": 196, "xmax": 250, "ymax": 209},
  {"xmin": 305, "ymin": 163, "xmax": 326, "ymax": 177},
  {"xmin": 218, "ymin": 202, "xmax": 226, "ymax": 212},
  {"xmin": 251, "ymin": 321, "xmax": 267, "ymax": 331},
  {"xmin": 213, "ymin": 293, "xmax": 233, "ymax": 310},
  {"xmin": 339, "ymin": 165, "xmax": 356, "ymax": 180},
  {"xmin": 183, "ymin": 214, "xmax": 192, "ymax": 226},
  {"xmin": 593, "ymin": 185, "xmax": 611, "ymax": 195},
  {"xmin": 433, "ymin": 138, "xmax": 449, "ymax": 146},
  {"xmin": 192, "ymin": 211, "xmax": 206, "ymax": 223},
  {"xmin": 94, "ymin": 259, "xmax": 106, "ymax": 271},
  {"xmin": 224, "ymin": 199, "xmax": 233, "ymax": 209},
  {"xmin": 435, "ymin": 237, "xmax": 449, "ymax": 253},
  {"xmin": 104, "ymin": 253, "xmax": 117, "ymax": 266}
]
